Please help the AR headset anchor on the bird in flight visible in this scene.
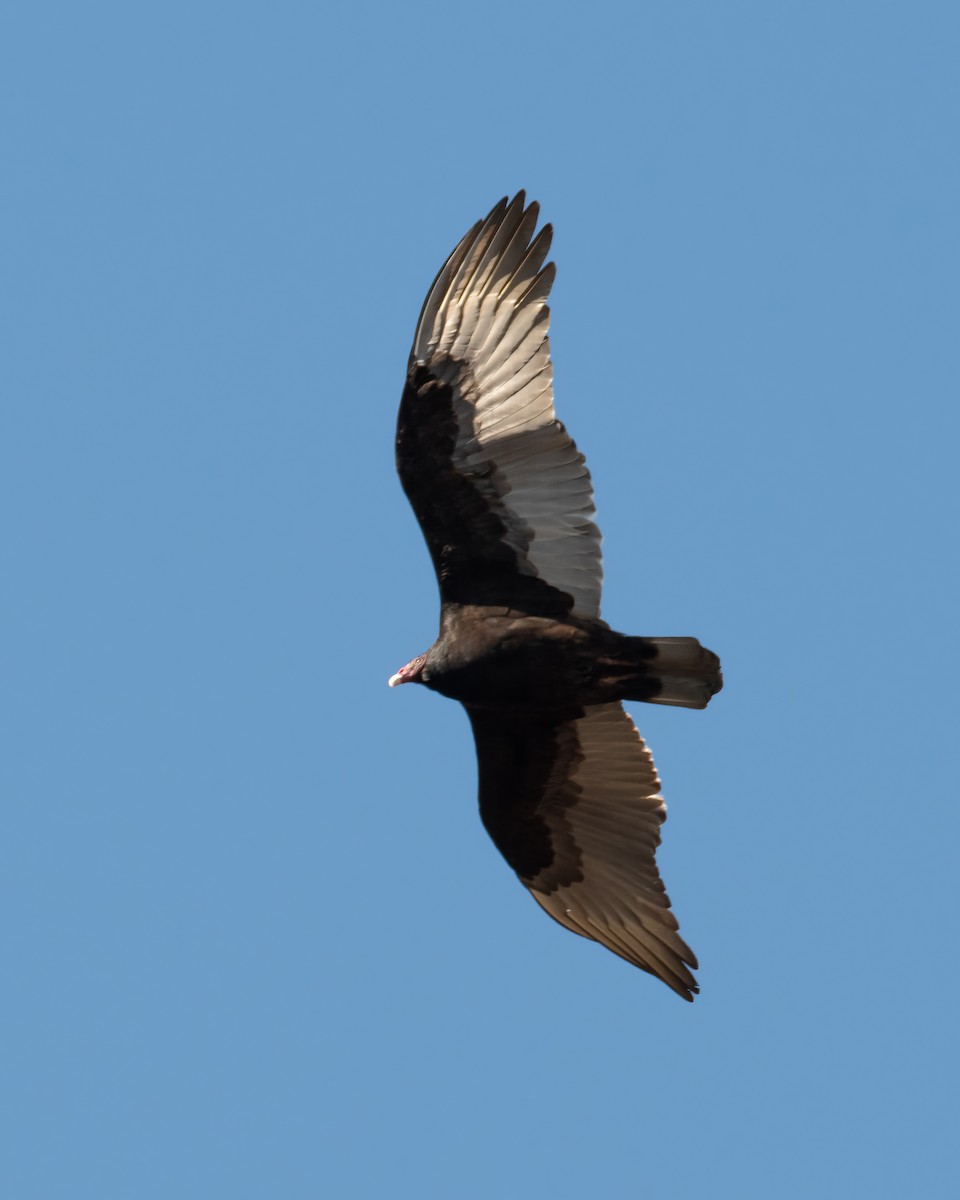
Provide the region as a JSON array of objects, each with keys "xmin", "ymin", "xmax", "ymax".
[{"xmin": 390, "ymin": 194, "xmax": 722, "ymax": 1000}]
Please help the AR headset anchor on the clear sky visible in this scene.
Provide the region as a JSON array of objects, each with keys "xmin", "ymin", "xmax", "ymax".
[{"xmin": 3, "ymin": 2, "xmax": 958, "ymax": 1197}]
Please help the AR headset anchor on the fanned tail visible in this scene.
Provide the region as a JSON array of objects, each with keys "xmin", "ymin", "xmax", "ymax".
[{"xmin": 605, "ymin": 636, "xmax": 723, "ymax": 710}]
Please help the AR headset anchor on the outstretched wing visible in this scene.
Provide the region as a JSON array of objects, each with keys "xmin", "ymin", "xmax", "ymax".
[
  {"xmin": 469, "ymin": 702, "xmax": 699, "ymax": 1001},
  {"xmin": 397, "ymin": 193, "xmax": 602, "ymax": 619}
]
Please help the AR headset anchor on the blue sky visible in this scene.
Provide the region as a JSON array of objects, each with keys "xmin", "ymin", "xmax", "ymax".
[{"xmin": 3, "ymin": 2, "xmax": 958, "ymax": 1196}]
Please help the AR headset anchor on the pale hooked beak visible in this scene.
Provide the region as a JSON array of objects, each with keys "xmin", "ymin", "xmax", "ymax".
[{"xmin": 388, "ymin": 656, "xmax": 425, "ymax": 688}]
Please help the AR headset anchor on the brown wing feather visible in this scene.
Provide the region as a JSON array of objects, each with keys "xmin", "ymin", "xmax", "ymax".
[
  {"xmin": 397, "ymin": 193, "xmax": 603, "ymax": 618},
  {"xmin": 469, "ymin": 702, "xmax": 699, "ymax": 1001}
]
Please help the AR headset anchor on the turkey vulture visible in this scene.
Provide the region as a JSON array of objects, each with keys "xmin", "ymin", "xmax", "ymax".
[{"xmin": 390, "ymin": 194, "xmax": 722, "ymax": 1001}]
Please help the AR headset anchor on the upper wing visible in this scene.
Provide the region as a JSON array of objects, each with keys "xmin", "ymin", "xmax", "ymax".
[
  {"xmin": 469, "ymin": 701, "xmax": 699, "ymax": 1001},
  {"xmin": 397, "ymin": 193, "xmax": 602, "ymax": 619}
]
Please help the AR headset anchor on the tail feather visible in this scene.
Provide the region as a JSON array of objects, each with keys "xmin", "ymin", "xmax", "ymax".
[{"xmin": 612, "ymin": 636, "xmax": 723, "ymax": 710}]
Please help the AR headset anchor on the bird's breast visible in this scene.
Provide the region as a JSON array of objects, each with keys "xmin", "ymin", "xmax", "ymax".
[{"xmin": 425, "ymin": 611, "xmax": 595, "ymax": 712}]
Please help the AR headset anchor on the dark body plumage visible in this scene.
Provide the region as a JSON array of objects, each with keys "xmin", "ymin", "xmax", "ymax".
[{"xmin": 391, "ymin": 195, "xmax": 721, "ymax": 1001}]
